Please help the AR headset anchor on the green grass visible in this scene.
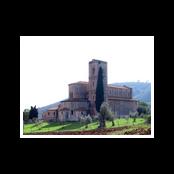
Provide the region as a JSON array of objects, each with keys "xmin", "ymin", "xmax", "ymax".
[{"xmin": 24, "ymin": 118, "xmax": 147, "ymax": 134}]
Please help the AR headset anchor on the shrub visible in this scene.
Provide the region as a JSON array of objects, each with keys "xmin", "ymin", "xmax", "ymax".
[
  {"xmin": 129, "ymin": 111, "xmax": 138, "ymax": 117},
  {"xmin": 144, "ymin": 115, "xmax": 151, "ymax": 124},
  {"xmin": 79, "ymin": 116, "xmax": 86, "ymax": 124},
  {"xmin": 133, "ymin": 117, "xmax": 136, "ymax": 125},
  {"xmin": 23, "ymin": 111, "xmax": 29, "ymax": 122},
  {"xmin": 86, "ymin": 115, "xmax": 92, "ymax": 122},
  {"xmin": 93, "ymin": 115, "xmax": 99, "ymax": 122},
  {"xmin": 124, "ymin": 115, "xmax": 130, "ymax": 124},
  {"xmin": 106, "ymin": 111, "xmax": 115, "ymax": 126},
  {"xmin": 140, "ymin": 113, "xmax": 144, "ymax": 117},
  {"xmin": 99, "ymin": 102, "xmax": 115, "ymax": 127},
  {"xmin": 137, "ymin": 101, "xmax": 150, "ymax": 116},
  {"xmin": 85, "ymin": 115, "xmax": 92, "ymax": 128}
]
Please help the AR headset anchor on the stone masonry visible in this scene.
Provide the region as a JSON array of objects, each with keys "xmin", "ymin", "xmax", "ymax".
[{"xmin": 43, "ymin": 59, "xmax": 138, "ymax": 121}]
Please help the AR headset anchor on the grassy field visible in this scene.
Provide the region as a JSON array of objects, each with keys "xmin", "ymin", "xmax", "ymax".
[{"xmin": 24, "ymin": 118, "xmax": 149, "ymax": 134}]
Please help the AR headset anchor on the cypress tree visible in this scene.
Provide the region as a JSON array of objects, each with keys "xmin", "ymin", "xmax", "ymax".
[{"xmin": 95, "ymin": 67, "xmax": 104, "ymax": 112}]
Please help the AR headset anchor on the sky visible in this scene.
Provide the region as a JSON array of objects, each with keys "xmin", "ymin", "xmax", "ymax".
[{"xmin": 20, "ymin": 36, "xmax": 154, "ymax": 111}]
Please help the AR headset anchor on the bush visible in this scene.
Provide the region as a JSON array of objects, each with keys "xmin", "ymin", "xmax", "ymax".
[
  {"xmin": 137, "ymin": 101, "xmax": 150, "ymax": 116},
  {"xmin": 144, "ymin": 115, "xmax": 151, "ymax": 124},
  {"xmin": 32, "ymin": 117, "xmax": 38, "ymax": 123},
  {"xmin": 133, "ymin": 117, "xmax": 136, "ymax": 125},
  {"xmin": 99, "ymin": 102, "xmax": 115, "ymax": 127},
  {"xmin": 129, "ymin": 111, "xmax": 138, "ymax": 118},
  {"xmin": 124, "ymin": 115, "xmax": 130, "ymax": 123},
  {"xmin": 23, "ymin": 111, "xmax": 29, "ymax": 122},
  {"xmin": 79, "ymin": 115, "xmax": 93, "ymax": 128},
  {"xmin": 129, "ymin": 111, "xmax": 138, "ymax": 125},
  {"xmin": 140, "ymin": 113, "xmax": 144, "ymax": 117},
  {"xmin": 93, "ymin": 115, "xmax": 99, "ymax": 122},
  {"xmin": 85, "ymin": 115, "xmax": 92, "ymax": 128},
  {"xmin": 106, "ymin": 112, "xmax": 115, "ymax": 126},
  {"xmin": 79, "ymin": 116, "xmax": 86, "ymax": 124},
  {"xmin": 86, "ymin": 115, "xmax": 92, "ymax": 123}
]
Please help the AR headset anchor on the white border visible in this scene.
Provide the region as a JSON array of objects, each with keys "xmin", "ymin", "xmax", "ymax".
[
  {"xmin": 20, "ymin": 36, "xmax": 154, "ymax": 138},
  {"xmin": 21, "ymin": 135, "xmax": 153, "ymax": 138}
]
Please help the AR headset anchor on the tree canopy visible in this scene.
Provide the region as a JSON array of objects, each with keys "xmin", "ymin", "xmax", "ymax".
[
  {"xmin": 29, "ymin": 105, "xmax": 38, "ymax": 119},
  {"xmin": 99, "ymin": 102, "xmax": 114, "ymax": 128},
  {"xmin": 95, "ymin": 67, "xmax": 104, "ymax": 112},
  {"xmin": 137, "ymin": 101, "xmax": 150, "ymax": 116}
]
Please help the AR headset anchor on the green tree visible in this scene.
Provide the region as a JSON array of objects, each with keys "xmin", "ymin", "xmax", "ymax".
[
  {"xmin": 23, "ymin": 109, "xmax": 30, "ymax": 122},
  {"xmin": 106, "ymin": 109, "xmax": 115, "ymax": 126},
  {"xmin": 95, "ymin": 67, "xmax": 104, "ymax": 112},
  {"xmin": 99, "ymin": 102, "xmax": 114, "ymax": 128},
  {"xmin": 137, "ymin": 101, "xmax": 149, "ymax": 116},
  {"xmin": 29, "ymin": 105, "xmax": 38, "ymax": 121},
  {"xmin": 133, "ymin": 116, "xmax": 136, "ymax": 125},
  {"xmin": 144, "ymin": 115, "xmax": 151, "ymax": 124}
]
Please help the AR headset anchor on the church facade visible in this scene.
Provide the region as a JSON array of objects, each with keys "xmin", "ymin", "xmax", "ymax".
[{"xmin": 43, "ymin": 59, "xmax": 138, "ymax": 122}]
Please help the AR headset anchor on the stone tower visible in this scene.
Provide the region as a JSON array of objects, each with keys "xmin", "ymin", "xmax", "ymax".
[{"xmin": 88, "ymin": 59, "xmax": 108, "ymax": 115}]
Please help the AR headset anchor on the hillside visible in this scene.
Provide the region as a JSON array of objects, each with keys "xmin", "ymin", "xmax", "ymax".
[{"xmin": 111, "ymin": 82, "xmax": 151, "ymax": 104}]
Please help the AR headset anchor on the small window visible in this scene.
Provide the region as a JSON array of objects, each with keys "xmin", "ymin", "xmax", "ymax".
[
  {"xmin": 71, "ymin": 110, "xmax": 73, "ymax": 115},
  {"xmin": 54, "ymin": 112, "xmax": 55, "ymax": 116},
  {"xmin": 48, "ymin": 112, "xmax": 49, "ymax": 115},
  {"xmin": 92, "ymin": 68, "xmax": 95, "ymax": 75}
]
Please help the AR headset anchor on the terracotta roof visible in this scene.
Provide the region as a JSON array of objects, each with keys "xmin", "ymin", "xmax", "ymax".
[
  {"xmin": 61, "ymin": 98, "xmax": 88, "ymax": 102},
  {"xmin": 69, "ymin": 81, "xmax": 88, "ymax": 85},
  {"xmin": 108, "ymin": 97, "xmax": 137, "ymax": 101},
  {"xmin": 48, "ymin": 107, "xmax": 58, "ymax": 111},
  {"xmin": 89, "ymin": 59, "xmax": 107, "ymax": 64},
  {"xmin": 108, "ymin": 85, "xmax": 128, "ymax": 89},
  {"xmin": 59, "ymin": 107, "xmax": 70, "ymax": 111}
]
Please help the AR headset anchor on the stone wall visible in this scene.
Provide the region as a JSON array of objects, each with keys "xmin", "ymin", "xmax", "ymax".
[
  {"xmin": 108, "ymin": 99, "xmax": 138, "ymax": 117},
  {"xmin": 42, "ymin": 110, "xmax": 57, "ymax": 121},
  {"xmin": 69, "ymin": 83, "xmax": 88, "ymax": 99},
  {"xmin": 108, "ymin": 86, "xmax": 132, "ymax": 99},
  {"xmin": 60, "ymin": 101, "xmax": 89, "ymax": 110},
  {"xmin": 58, "ymin": 101, "xmax": 89, "ymax": 121}
]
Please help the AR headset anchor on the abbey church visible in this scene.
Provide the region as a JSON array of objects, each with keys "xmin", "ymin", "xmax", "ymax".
[{"xmin": 43, "ymin": 59, "xmax": 138, "ymax": 122}]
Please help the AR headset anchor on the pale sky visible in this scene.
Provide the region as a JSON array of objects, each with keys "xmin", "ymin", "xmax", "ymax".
[{"xmin": 20, "ymin": 36, "xmax": 154, "ymax": 111}]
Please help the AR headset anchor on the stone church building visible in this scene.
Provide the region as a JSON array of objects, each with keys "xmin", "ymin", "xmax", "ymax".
[{"xmin": 43, "ymin": 59, "xmax": 138, "ymax": 122}]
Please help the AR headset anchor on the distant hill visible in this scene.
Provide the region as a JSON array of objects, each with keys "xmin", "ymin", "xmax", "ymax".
[{"xmin": 111, "ymin": 82, "xmax": 151, "ymax": 104}]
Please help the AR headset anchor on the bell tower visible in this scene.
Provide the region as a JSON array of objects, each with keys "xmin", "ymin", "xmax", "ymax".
[{"xmin": 88, "ymin": 59, "xmax": 108, "ymax": 115}]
